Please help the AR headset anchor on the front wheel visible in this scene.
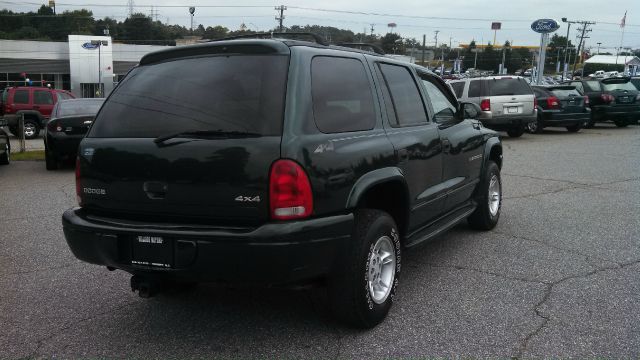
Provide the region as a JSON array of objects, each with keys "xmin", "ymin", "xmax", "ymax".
[
  {"xmin": 468, "ymin": 161, "xmax": 502, "ymax": 230},
  {"xmin": 506, "ymin": 126, "xmax": 525, "ymax": 138},
  {"xmin": 0, "ymin": 143, "xmax": 9, "ymax": 165},
  {"xmin": 328, "ymin": 209, "xmax": 401, "ymax": 329},
  {"xmin": 566, "ymin": 123, "xmax": 582, "ymax": 132}
]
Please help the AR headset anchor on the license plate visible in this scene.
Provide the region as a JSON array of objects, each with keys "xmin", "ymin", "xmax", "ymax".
[
  {"xmin": 507, "ymin": 107, "xmax": 518, "ymax": 113},
  {"xmin": 131, "ymin": 235, "xmax": 173, "ymax": 268},
  {"xmin": 619, "ymin": 96, "xmax": 629, "ymax": 103}
]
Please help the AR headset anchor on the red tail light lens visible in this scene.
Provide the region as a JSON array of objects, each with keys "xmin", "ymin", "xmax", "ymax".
[
  {"xmin": 584, "ymin": 96, "xmax": 590, "ymax": 105},
  {"xmin": 480, "ymin": 99, "xmax": 491, "ymax": 111},
  {"xmin": 75, "ymin": 157, "xmax": 82, "ymax": 206},
  {"xmin": 269, "ymin": 159, "xmax": 313, "ymax": 220},
  {"xmin": 600, "ymin": 94, "xmax": 614, "ymax": 103},
  {"xmin": 546, "ymin": 96, "xmax": 560, "ymax": 109}
]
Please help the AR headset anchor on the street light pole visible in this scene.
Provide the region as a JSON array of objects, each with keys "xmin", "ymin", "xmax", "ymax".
[
  {"xmin": 561, "ymin": 18, "xmax": 573, "ymax": 81},
  {"xmin": 596, "ymin": 42, "xmax": 601, "ymax": 54}
]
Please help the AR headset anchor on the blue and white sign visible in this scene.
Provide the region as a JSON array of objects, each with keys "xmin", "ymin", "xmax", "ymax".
[
  {"xmin": 531, "ymin": 19, "xmax": 560, "ymax": 34},
  {"xmin": 81, "ymin": 42, "xmax": 99, "ymax": 50}
]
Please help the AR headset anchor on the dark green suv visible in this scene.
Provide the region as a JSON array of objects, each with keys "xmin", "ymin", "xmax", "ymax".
[{"xmin": 62, "ymin": 36, "xmax": 503, "ymax": 328}]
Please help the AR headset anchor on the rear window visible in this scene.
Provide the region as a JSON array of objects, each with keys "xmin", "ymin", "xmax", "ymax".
[
  {"xmin": 450, "ymin": 82, "xmax": 465, "ymax": 98},
  {"xmin": 602, "ymin": 81, "xmax": 637, "ymax": 92},
  {"xmin": 551, "ymin": 88, "xmax": 582, "ymax": 98},
  {"xmin": 89, "ymin": 55, "xmax": 289, "ymax": 138},
  {"xmin": 584, "ymin": 81, "xmax": 601, "ymax": 92},
  {"xmin": 487, "ymin": 78, "xmax": 532, "ymax": 96},
  {"xmin": 57, "ymin": 100, "xmax": 104, "ymax": 117},
  {"xmin": 13, "ymin": 90, "xmax": 29, "ymax": 104}
]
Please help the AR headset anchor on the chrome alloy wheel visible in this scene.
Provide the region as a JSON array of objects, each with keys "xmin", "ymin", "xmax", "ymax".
[
  {"xmin": 367, "ymin": 235, "xmax": 396, "ymax": 304},
  {"xmin": 24, "ymin": 123, "xmax": 36, "ymax": 138},
  {"xmin": 488, "ymin": 174, "xmax": 501, "ymax": 217}
]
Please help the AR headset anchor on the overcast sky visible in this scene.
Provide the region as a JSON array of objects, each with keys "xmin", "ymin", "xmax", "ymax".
[{"xmin": 2, "ymin": 0, "xmax": 638, "ymax": 50}]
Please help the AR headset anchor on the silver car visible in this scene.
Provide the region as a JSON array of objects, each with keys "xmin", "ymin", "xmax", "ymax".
[{"xmin": 449, "ymin": 76, "xmax": 537, "ymax": 137}]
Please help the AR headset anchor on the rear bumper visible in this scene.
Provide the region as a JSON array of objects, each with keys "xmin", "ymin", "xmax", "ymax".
[
  {"xmin": 46, "ymin": 132, "xmax": 83, "ymax": 157},
  {"xmin": 592, "ymin": 105, "xmax": 640, "ymax": 120},
  {"xmin": 479, "ymin": 111, "xmax": 537, "ymax": 130},
  {"xmin": 62, "ymin": 208, "xmax": 354, "ymax": 284},
  {"xmin": 540, "ymin": 109, "xmax": 591, "ymax": 126}
]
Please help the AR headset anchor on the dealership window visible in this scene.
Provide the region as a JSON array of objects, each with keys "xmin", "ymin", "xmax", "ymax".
[{"xmin": 81, "ymin": 83, "xmax": 104, "ymax": 98}]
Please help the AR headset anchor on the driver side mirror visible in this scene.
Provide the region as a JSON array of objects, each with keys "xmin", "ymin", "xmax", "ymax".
[{"xmin": 460, "ymin": 102, "xmax": 481, "ymax": 119}]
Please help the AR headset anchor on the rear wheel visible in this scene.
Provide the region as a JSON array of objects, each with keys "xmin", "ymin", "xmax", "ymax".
[
  {"xmin": 566, "ymin": 123, "xmax": 582, "ymax": 132},
  {"xmin": 526, "ymin": 116, "xmax": 544, "ymax": 134},
  {"xmin": 584, "ymin": 113, "xmax": 596, "ymax": 128},
  {"xmin": 328, "ymin": 209, "xmax": 401, "ymax": 328},
  {"xmin": 614, "ymin": 118, "xmax": 629, "ymax": 127},
  {"xmin": 0, "ymin": 143, "xmax": 9, "ymax": 165},
  {"xmin": 468, "ymin": 161, "xmax": 501, "ymax": 230},
  {"xmin": 45, "ymin": 146, "xmax": 58, "ymax": 171},
  {"xmin": 506, "ymin": 126, "xmax": 525, "ymax": 138}
]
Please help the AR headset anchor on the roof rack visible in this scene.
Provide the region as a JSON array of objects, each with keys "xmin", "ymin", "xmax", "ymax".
[
  {"xmin": 211, "ymin": 32, "xmax": 329, "ymax": 46},
  {"xmin": 337, "ymin": 43, "xmax": 385, "ymax": 55}
]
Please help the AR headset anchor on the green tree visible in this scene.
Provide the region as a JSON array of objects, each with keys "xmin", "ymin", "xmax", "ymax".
[{"xmin": 381, "ymin": 32, "xmax": 402, "ymax": 53}]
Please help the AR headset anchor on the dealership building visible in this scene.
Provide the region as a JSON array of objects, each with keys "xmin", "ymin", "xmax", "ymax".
[{"xmin": 0, "ymin": 35, "xmax": 172, "ymax": 97}]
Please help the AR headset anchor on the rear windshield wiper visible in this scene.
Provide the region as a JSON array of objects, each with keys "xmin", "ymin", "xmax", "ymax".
[{"xmin": 154, "ymin": 129, "xmax": 261, "ymax": 143}]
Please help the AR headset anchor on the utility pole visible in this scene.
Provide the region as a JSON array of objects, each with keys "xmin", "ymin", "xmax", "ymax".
[
  {"xmin": 572, "ymin": 21, "xmax": 594, "ymax": 75},
  {"xmin": 370, "ymin": 24, "xmax": 375, "ymax": 37},
  {"xmin": 421, "ymin": 34, "xmax": 426, "ymax": 66},
  {"xmin": 596, "ymin": 42, "xmax": 601, "ymax": 54},
  {"xmin": 127, "ymin": 0, "xmax": 134, "ymax": 17},
  {"xmin": 433, "ymin": 30, "xmax": 439, "ymax": 69},
  {"xmin": 275, "ymin": 5, "xmax": 286, "ymax": 32}
]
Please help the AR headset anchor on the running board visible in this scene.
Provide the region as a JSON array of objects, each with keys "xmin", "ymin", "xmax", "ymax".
[{"xmin": 404, "ymin": 202, "xmax": 476, "ymax": 248}]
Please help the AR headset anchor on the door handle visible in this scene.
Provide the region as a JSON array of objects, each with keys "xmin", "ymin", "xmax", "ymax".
[{"xmin": 442, "ymin": 139, "xmax": 451, "ymax": 153}]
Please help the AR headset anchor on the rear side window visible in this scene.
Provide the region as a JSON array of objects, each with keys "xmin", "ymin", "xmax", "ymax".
[
  {"xmin": 551, "ymin": 88, "xmax": 582, "ymax": 98},
  {"xmin": 488, "ymin": 78, "xmax": 532, "ymax": 96},
  {"xmin": 570, "ymin": 82, "xmax": 584, "ymax": 92},
  {"xmin": 468, "ymin": 80, "xmax": 483, "ymax": 97},
  {"xmin": 532, "ymin": 88, "xmax": 547, "ymax": 98},
  {"xmin": 89, "ymin": 55, "xmax": 289, "ymax": 138},
  {"xmin": 450, "ymin": 82, "xmax": 465, "ymax": 99},
  {"xmin": 584, "ymin": 81, "xmax": 601, "ymax": 92},
  {"xmin": 311, "ymin": 56, "xmax": 376, "ymax": 133},
  {"xmin": 13, "ymin": 90, "xmax": 29, "ymax": 104},
  {"xmin": 378, "ymin": 63, "xmax": 428, "ymax": 127},
  {"xmin": 34, "ymin": 90, "xmax": 53, "ymax": 105}
]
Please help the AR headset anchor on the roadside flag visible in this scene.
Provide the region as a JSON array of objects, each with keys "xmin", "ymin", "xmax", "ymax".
[{"xmin": 620, "ymin": 11, "xmax": 627, "ymax": 28}]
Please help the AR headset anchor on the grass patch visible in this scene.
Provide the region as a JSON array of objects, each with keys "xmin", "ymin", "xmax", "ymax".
[{"xmin": 12, "ymin": 149, "xmax": 45, "ymax": 161}]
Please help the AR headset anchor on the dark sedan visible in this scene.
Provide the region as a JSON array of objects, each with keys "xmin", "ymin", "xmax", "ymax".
[
  {"xmin": 568, "ymin": 77, "xmax": 640, "ymax": 127},
  {"xmin": 528, "ymin": 85, "xmax": 591, "ymax": 133},
  {"xmin": 44, "ymin": 98, "xmax": 103, "ymax": 170},
  {"xmin": 0, "ymin": 118, "xmax": 9, "ymax": 165}
]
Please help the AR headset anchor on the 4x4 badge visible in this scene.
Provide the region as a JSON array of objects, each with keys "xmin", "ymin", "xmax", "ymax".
[{"xmin": 235, "ymin": 196, "xmax": 261, "ymax": 202}]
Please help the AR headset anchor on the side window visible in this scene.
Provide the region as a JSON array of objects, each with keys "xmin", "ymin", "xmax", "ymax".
[
  {"xmin": 13, "ymin": 90, "xmax": 29, "ymax": 104},
  {"xmin": 450, "ymin": 82, "xmax": 465, "ymax": 99},
  {"xmin": 419, "ymin": 74, "xmax": 457, "ymax": 123},
  {"xmin": 468, "ymin": 80, "xmax": 483, "ymax": 97},
  {"xmin": 34, "ymin": 90, "xmax": 54, "ymax": 105},
  {"xmin": 378, "ymin": 63, "xmax": 428, "ymax": 127},
  {"xmin": 311, "ymin": 56, "xmax": 376, "ymax": 133}
]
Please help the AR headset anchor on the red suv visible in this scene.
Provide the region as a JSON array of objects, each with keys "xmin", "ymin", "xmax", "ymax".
[{"xmin": 0, "ymin": 87, "xmax": 75, "ymax": 139}]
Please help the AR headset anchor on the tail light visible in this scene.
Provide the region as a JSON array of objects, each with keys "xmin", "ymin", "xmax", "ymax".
[
  {"xmin": 546, "ymin": 96, "xmax": 560, "ymax": 109},
  {"xmin": 534, "ymin": 97, "xmax": 538, "ymax": 108},
  {"xmin": 269, "ymin": 159, "xmax": 313, "ymax": 220},
  {"xmin": 584, "ymin": 96, "xmax": 590, "ymax": 105},
  {"xmin": 636, "ymin": 94, "xmax": 640, "ymax": 101},
  {"xmin": 47, "ymin": 120, "xmax": 63, "ymax": 132},
  {"xmin": 600, "ymin": 94, "xmax": 614, "ymax": 103},
  {"xmin": 75, "ymin": 157, "xmax": 82, "ymax": 206},
  {"xmin": 480, "ymin": 99, "xmax": 491, "ymax": 111}
]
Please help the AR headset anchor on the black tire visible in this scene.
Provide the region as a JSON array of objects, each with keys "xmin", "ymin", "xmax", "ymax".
[
  {"xmin": 506, "ymin": 126, "xmax": 525, "ymax": 138},
  {"xmin": 23, "ymin": 120, "xmax": 40, "ymax": 140},
  {"xmin": 8, "ymin": 126, "xmax": 18, "ymax": 137},
  {"xmin": 584, "ymin": 113, "xmax": 596, "ymax": 128},
  {"xmin": 328, "ymin": 209, "xmax": 401, "ymax": 329},
  {"xmin": 526, "ymin": 116, "xmax": 544, "ymax": 134},
  {"xmin": 566, "ymin": 123, "xmax": 582, "ymax": 132},
  {"xmin": 45, "ymin": 148, "xmax": 58, "ymax": 170},
  {"xmin": 613, "ymin": 119, "xmax": 628, "ymax": 128},
  {"xmin": 0, "ymin": 143, "xmax": 9, "ymax": 165},
  {"xmin": 468, "ymin": 161, "xmax": 501, "ymax": 230}
]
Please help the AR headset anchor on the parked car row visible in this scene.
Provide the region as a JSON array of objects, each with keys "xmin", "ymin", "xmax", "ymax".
[{"xmin": 446, "ymin": 75, "xmax": 640, "ymax": 136}]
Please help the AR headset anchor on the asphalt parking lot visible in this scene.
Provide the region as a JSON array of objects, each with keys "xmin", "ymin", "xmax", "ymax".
[{"xmin": 1, "ymin": 124, "xmax": 638, "ymax": 358}]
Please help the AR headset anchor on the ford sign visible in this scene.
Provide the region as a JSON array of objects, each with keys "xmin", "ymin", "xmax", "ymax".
[
  {"xmin": 531, "ymin": 19, "xmax": 560, "ymax": 34},
  {"xmin": 81, "ymin": 42, "xmax": 99, "ymax": 50}
]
